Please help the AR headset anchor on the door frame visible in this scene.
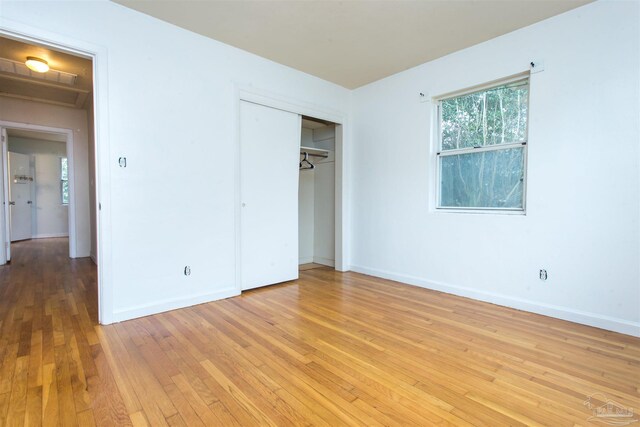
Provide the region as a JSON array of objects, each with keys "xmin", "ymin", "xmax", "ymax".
[
  {"xmin": 0, "ymin": 122, "xmax": 76, "ymax": 258},
  {"xmin": 234, "ymin": 86, "xmax": 350, "ymax": 293},
  {"xmin": 0, "ymin": 19, "xmax": 114, "ymax": 324}
]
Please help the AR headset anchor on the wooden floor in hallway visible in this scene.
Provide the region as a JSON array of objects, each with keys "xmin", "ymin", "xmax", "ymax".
[{"xmin": 0, "ymin": 238, "xmax": 639, "ymax": 426}]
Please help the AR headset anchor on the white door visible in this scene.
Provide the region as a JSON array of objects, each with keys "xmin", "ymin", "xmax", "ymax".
[
  {"xmin": 240, "ymin": 101, "xmax": 301, "ymax": 290},
  {"xmin": 8, "ymin": 152, "xmax": 33, "ymax": 242}
]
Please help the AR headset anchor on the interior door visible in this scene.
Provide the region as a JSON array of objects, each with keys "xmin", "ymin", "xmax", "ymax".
[
  {"xmin": 240, "ymin": 101, "xmax": 301, "ymax": 290},
  {"xmin": 8, "ymin": 152, "xmax": 33, "ymax": 242}
]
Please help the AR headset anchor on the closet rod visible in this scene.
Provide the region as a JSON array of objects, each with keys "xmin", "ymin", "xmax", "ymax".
[{"xmin": 300, "ymin": 151, "xmax": 328, "ymax": 159}]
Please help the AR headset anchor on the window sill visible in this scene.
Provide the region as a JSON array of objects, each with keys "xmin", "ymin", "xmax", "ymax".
[{"xmin": 434, "ymin": 208, "xmax": 526, "ymax": 216}]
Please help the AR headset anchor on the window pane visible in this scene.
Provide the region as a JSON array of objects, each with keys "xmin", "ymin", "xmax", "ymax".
[
  {"xmin": 440, "ymin": 147, "xmax": 524, "ymax": 209},
  {"xmin": 441, "ymin": 81, "xmax": 528, "ymax": 151},
  {"xmin": 61, "ymin": 157, "xmax": 68, "ymax": 180},
  {"xmin": 62, "ymin": 180, "xmax": 69, "ymax": 205}
]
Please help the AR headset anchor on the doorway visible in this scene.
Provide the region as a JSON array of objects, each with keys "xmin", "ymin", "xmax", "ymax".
[
  {"xmin": 1, "ymin": 127, "xmax": 72, "ymax": 260},
  {"xmin": 298, "ymin": 116, "xmax": 337, "ymax": 271},
  {"xmin": 237, "ymin": 93, "xmax": 346, "ymax": 292},
  {"xmin": 0, "ymin": 29, "xmax": 107, "ymax": 319}
]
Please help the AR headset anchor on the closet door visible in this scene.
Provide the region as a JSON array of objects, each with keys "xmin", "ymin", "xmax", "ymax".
[{"xmin": 240, "ymin": 101, "xmax": 301, "ymax": 290}]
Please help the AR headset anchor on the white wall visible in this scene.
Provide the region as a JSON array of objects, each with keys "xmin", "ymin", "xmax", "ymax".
[
  {"xmin": 350, "ymin": 1, "xmax": 640, "ymax": 336},
  {"xmin": 314, "ymin": 160, "xmax": 335, "ymax": 266},
  {"xmin": 312, "ymin": 126, "xmax": 336, "ymax": 266},
  {"xmin": 0, "ymin": 98, "xmax": 91, "ymax": 257},
  {"xmin": 0, "ymin": 0, "xmax": 350, "ymax": 322},
  {"xmin": 301, "ymin": 127, "xmax": 314, "ymax": 147},
  {"xmin": 299, "ymin": 168, "xmax": 315, "ymax": 264},
  {"xmin": 8, "ymin": 137, "xmax": 68, "ymax": 238},
  {"xmin": 299, "ymin": 126, "xmax": 317, "ymax": 264}
]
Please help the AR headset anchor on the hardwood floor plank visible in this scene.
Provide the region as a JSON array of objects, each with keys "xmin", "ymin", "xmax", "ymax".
[
  {"xmin": 23, "ymin": 385, "xmax": 42, "ymax": 427},
  {"xmin": 41, "ymin": 363, "xmax": 58, "ymax": 427},
  {"xmin": 5, "ymin": 355, "xmax": 28, "ymax": 427},
  {"xmin": 76, "ymin": 409, "xmax": 97, "ymax": 427},
  {"xmin": 128, "ymin": 410, "xmax": 149, "ymax": 427},
  {"xmin": 54, "ymin": 344, "xmax": 78, "ymax": 427},
  {"xmin": 94, "ymin": 326, "xmax": 143, "ymax": 415},
  {"xmin": 0, "ymin": 392, "xmax": 10, "ymax": 426}
]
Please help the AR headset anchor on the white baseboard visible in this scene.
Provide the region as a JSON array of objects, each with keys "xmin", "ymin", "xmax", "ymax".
[
  {"xmin": 313, "ymin": 257, "xmax": 335, "ymax": 267},
  {"xmin": 90, "ymin": 253, "xmax": 97, "ymax": 265},
  {"xmin": 350, "ymin": 264, "xmax": 640, "ymax": 338},
  {"xmin": 113, "ymin": 287, "xmax": 240, "ymax": 323},
  {"xmin": 299, "ymin": 256, "xmax": 314, "ymax": 265},
  {"xmin": 33, "ymin": 233, "xmax": 69, "ymax": 239}
]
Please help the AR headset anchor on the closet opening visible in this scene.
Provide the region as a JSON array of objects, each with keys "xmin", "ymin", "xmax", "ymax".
[
  {"xmin": 298, "ymin": 115, "xmax": 336, "ymax": 272},
  {"xmin": 238, "ymin": 96, "xmax": 345, "ymax": 292}
]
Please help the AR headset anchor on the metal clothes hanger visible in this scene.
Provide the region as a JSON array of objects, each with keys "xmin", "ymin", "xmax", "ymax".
[{"xmin": 299, "ymin": 152, "xmax": 314, "ymax": 170}]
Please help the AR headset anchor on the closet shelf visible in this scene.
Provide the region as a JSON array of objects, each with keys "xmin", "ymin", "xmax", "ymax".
[{"xmin": 300, "ymin": 146, "xmax": 329, "ymax": 158}]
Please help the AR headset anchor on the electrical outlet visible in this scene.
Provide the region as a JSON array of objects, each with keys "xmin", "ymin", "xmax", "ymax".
[
  {"xmin": 539, "ymin": 269, "xmax": 548, "ymax": 281},
  {"xmin": 184, "ymin": 266, "xmax": 191, "ymax": 276}
]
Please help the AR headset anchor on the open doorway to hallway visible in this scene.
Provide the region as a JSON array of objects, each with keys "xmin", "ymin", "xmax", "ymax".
[
  {"xmin": 0, "ymin": 34, "xmax": 98, "ymax": 314},
  {"xmin": 4, "ymin": 129, "xmax": 69, "ymax": 249}
]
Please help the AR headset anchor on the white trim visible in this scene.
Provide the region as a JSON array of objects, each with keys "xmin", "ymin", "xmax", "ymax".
[
  {"xmin": 298, "ymin": 256, "xmax": 314, "ymax": 265},
  {"xmin": 113, "ymin": 288, "xmax": 240, "ymax": 323},
  {"xmin": 33, "ymin": 233, "xmax": 69, "ymax": 239},
  {"xmin": 438, "ymin": 141, "xmax": 526, "ymax": 157},
  {"xmin": 334, "ymin": 123, "xmax": 348, "ymax": 272},
  {"xmin": 234, "ymin": 84, "xmax": 350, "ymax": 294},
  {"xmin": 238, "ymin": 87, "xmax": 344, "ymax": 125},
  {"xmin": 350, "ymin": 264, "xmax": 640, "ymax": 338},
  {"xmin": 313, "ymin": 257, "xmax": 335, "ymax": 267},
  {"xmin": 0, "ymin": 19, "xmax": 113, "ymax": 325},
  {"xmin": 1, "ymin": 129, "xmax": 10, "ymax": 262},
  {"xmin": 0, "ymin": 121, "xmax": 77, "ymax": 258}
]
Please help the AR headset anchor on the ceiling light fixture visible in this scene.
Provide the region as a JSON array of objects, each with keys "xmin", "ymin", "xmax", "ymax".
[{"xmin": 25, "ymin": 56, "xmax": 49, "ymax": 73}]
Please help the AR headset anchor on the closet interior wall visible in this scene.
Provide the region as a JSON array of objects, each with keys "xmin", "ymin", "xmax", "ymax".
[{"xmin": 298, "ymin": 120, "xmax": 335, "ymax": 267}]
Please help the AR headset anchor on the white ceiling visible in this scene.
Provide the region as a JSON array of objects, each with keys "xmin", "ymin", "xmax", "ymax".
[
  {"xmin": 7, "ymin": 128, "xmax": 67, "ymax": 143},
  {"xmin": 113, "ymin": 0, "xmax": 592, "ymax": 89}
]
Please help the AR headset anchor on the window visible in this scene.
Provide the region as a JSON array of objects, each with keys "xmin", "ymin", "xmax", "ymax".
[
  {"xmin": 60, "ymin": 157, "xmax": 69, "ymax": 205},
  {"xmin": 437, "ymin": 77, "xmax": 529, "ymax": 211}
]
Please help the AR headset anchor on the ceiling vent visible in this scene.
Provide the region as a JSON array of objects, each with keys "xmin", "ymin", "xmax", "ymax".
[{"xmin": 0, "ymin": 57, "xmax": 77, "ymax": 86}]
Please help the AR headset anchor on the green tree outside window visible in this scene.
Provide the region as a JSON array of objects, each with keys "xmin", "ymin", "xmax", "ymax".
[{"xmin": 438, "ymin": 78, "xmax": 529, "ymax": 210}]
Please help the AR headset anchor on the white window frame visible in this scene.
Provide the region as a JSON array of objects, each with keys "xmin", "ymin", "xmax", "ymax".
[{"xmin": 435, "ymin": 74, "xmax": 530, "ymax": 214}]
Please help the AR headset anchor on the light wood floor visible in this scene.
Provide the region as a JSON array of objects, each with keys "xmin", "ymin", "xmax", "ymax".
[{"xmin": 1, "ymin": 239, "xmax": 639, "ymax": 426}]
